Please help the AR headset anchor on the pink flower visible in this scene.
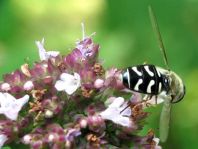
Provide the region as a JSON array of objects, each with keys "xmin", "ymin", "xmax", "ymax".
[
  {"xmin": 76, "ymin": 38, "xmax": 99, "ymax": 60},
  {"xmin": 65, "ymin": 128, "xmax": 81, "ymax": 142}
]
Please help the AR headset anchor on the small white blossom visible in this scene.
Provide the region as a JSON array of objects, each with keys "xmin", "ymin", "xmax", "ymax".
[
  {"xmin": 23, "ymin": 135, "xmax": 31, "ymax": 144},
  {"xmin": 153, "ymin": 137, "xmax": 162, "ymax": 149},
  {"xmin": 44, "ymin": 109, "xmax": 54, "ymax": 118},
  {"xmin": 55, "ymin": 73, "xmax": 81, "ymax": 95},
  {"xmin": 0, "ymin": 134, "xmax": 8, "ymax": 148},
  {"xmin": 48, "ymin": 134, "xmax": 55, "ymax": 142},
  {"xmin": 23, "ymin": 81, "xmax": 34, "ymax": 91},
  {"xmin": 79, "ymin": 119, "xmax": 87, "ymax": 128},
  {"xmin": 100, "ymin": 97, "xmax": 132, "ymax": 127},
  {"xmin": 0, "ymin": 93, "xmax": 29, "ymax": 120},
  {"xmin": 36, "ymin": 38, "xmax": 59, "ymax": 61},
  {"xmin": 153, "ymin": 137, "xmax": 160, "ymax": 145},
  {"xmin": 1, "ymin": 83, "xmax": 11, "ymax": 91},
  {"xmin": 94, "ymin": 79, "xmax": 104, "ymax": 89}
]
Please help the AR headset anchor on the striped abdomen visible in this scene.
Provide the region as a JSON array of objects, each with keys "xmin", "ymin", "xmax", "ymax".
[{"xmin": 122, "ymin": 64, "xmax": 170, "ymax": 95}]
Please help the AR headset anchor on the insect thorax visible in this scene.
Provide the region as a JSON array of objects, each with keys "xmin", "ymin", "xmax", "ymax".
[{"xmin": 122, "ymin": 64, "xmax": 170, "ymax": 95}]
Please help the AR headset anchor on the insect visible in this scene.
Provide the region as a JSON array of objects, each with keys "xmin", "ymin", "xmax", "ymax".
[{"xmin": 121, "ymin": 6, "xmax": 185, "ymax": 142}]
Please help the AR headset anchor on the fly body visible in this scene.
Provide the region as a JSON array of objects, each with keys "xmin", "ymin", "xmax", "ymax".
[
  {"xmin": 122, "ymin": 64, "xmax": 170, "ymax": 95},
  {"xmin": 120, "ymin": 6, "xmax": 186, "ymax": 142},
  {"xmin": 121, "ymin": 64, "xmax": 185, "ymax": 103}
]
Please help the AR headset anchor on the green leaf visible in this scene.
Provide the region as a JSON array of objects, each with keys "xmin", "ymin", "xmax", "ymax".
[{"xmin": 2, "ymin": 146, "xmax": 11, "ymax": 149}]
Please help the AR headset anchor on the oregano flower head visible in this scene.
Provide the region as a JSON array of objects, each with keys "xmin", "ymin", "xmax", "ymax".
[{"xmin": 0, "ymin": 26, "xmax": 162, "ymax": 149}]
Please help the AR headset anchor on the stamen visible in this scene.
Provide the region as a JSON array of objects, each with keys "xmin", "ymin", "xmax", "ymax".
[{"xmin": 81, "ymin": 22, "xmax": 85, "ymax": 40}]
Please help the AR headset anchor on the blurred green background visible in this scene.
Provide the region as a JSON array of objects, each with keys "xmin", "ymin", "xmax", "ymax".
[{"xmin": 0, "ymin": 0, "xmax": 198, "ymax": 148}]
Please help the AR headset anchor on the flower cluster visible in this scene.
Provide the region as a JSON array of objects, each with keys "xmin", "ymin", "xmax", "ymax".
[{"xmin": 0, "ymin": 29, "xmax": 162, "ymax": 148}]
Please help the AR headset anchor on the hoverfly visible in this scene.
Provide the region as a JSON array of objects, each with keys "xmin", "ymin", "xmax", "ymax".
[{"xmin": 121, "ymin": 6, "xmax": 185, "ymax": 142}]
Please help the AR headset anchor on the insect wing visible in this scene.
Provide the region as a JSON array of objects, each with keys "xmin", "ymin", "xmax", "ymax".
[
  {"xmin": 159, "ymin": 98, "xmax": 171, "ymax": 142},
  {"xmin": 148, "ymin": 6, "xmax": 170, "ymax": 71}
]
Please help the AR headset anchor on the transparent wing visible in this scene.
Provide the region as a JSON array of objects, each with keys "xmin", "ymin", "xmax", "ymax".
[
  {"xmin": 159, "ymin": 99, "xmax": 172, "ymax": 142},
  {"xmin": 148, "ymin": 6, "xmax": 170, "ymax": 71}
]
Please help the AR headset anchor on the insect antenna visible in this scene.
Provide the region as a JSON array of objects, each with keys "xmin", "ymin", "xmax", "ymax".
[{"xmin": 148, "ymin": 6, "xmax": 170, "ymax": 71}]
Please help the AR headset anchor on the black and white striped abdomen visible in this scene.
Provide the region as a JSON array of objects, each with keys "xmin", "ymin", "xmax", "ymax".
[{"xmin": 122, "ymin": 64, "xmax": 169, "ymax": 95}]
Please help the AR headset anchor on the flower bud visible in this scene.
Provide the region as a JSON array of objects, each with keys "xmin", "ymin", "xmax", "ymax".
[
  {"xmin": 23, "ymin": 81, "xmax": 34, "ymax": 91},
  {"xmin": 44, "ymin": 110, "xmax": 54, "ymax": 118},
  {"xmin": 1, "ymin": 83, "xmax": 11, "ymax": 91},
  {"xmin": 79, "ymin": 118, "xmax": 88, "ymax": 128},
  {"xmin": 48, "ymin": 134, "xmax": 55, "ymax": 142},
  {"xmin": 23, "ymin": 135, "xmax": 32, "ymax": 144},
  {"xmin": 94, "ymin": 79, "xmax": 104, "ymax": 89}
]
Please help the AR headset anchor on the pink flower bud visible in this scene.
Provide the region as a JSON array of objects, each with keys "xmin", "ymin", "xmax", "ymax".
[
  {"xmin": 48, "ymin": 134, "xmax": 55, "ymax": 142},
  {"xmin": 23, "ymin": 135, "xmax": 32, "ymax": 144},
  {"xmin": 79, "ymin": 118, "xmax": 88, "ymax": 128},
  {"xmin": 23, "ymin": 81, "xmax": 34, "ymax": 91},
  {"xmin": 94, "ymin": 79, "xmax": 104, "ymax": 89},
  {"xmin": 1, "ymin": 83, "xmax": 11, "ymax": 91}
]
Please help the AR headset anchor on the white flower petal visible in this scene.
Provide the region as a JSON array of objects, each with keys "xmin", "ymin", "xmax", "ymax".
[
  {"xmin": 100, "ymin": 97, "xmax": 132, "ymax": 127},
  {"xmin": 17, "ymin": 95, "xmax": 30, "ymax": 108},
  {"xmin": 41, "ymin": 38, "xmax": 45, "ymax": 45},
  {"xmin": 100, "ymin": 107, "xmax": 117, "ymax": 120},
  {"xmin": 60, "ymin": 73, "xmax": 74, "ymax": 81},
  {"xmin": 0, "ymin": 134, "xmax": 7, "ymax": 148},
  {"xmin": 36, "ymin": 39, "xmax": 59, "ymax": 61},
  {"xmin": 153, "ymin": 137, "xmax": 160, "ymax": 145},
  {"xmin": 120, "ymin": 107, "xmax": 131, "ymax": 117},
  {"xmin": 36, "ymin": 40, "xmax": 46, "ymax": 61},
  {"xmin": 4, "ymin": 108, "xmax": 18, "ymax": 120},
  {"xmin": 5, "ymin": 95, "xmax": 29, "ymax": 120},
  {"xmin": 65, "ymin": 85, "xmax": 79, "ymax": 95},
  {"xmin": 55, "ymin": 72, "xmax": 81, "ymax": 95},
  {"xmin": 0, "ymin": 93, "xmax": 15, "ymax": 107},
  {"xmin": 115, "ymin": 116, "xmax": 131, "ymax": 127},
  {"xmin": 55, "ymin": 80, "xmax": 66, "ymax": 91},
  {"xmin": 74, "ymin": 73, "xmax": 81, "ymax": 87},
  {"xmin": 74, "ymin": 73, "xmax": 80, "ymax": 80},
  {"xmin": 109, "ymin": 97, "xmax": 124, "ymax": 108},
  {"xmin": 0, "ymin": 93, "xmax": 29, "ymax": 120},
  {"xmin": 46, "ymin": 51, "xmax": 60, "ymax": 58}
]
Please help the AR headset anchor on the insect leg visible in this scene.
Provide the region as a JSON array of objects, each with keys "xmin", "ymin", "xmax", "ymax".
[{"xmin": 120, "ymin": 102, "xmax": 131, "ymax": 114}]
